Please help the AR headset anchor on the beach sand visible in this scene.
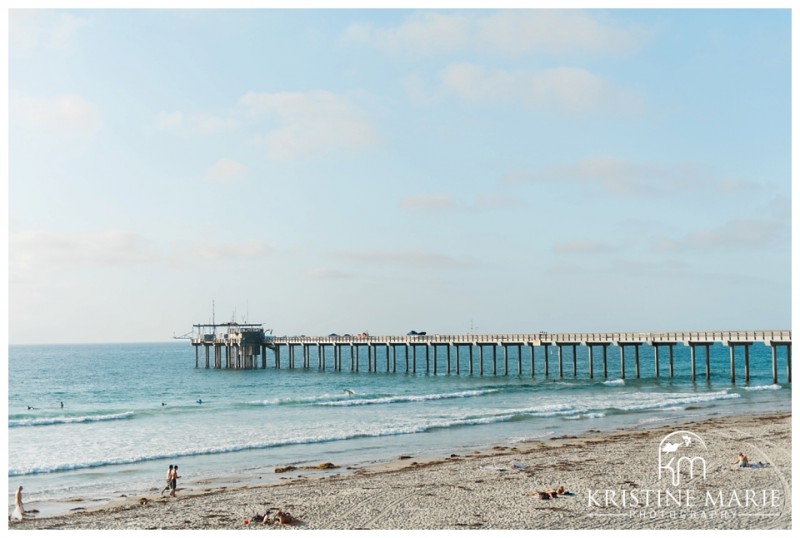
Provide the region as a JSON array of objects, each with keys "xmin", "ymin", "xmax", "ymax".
[{"xmin": 9, "ymin": 412, "xmax": 791, "ymax": 530}]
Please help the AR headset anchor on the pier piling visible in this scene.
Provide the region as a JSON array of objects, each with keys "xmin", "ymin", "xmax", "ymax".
[{"xmin": 187, "ymin": 327, "xmax": 791, "ymax": 384}]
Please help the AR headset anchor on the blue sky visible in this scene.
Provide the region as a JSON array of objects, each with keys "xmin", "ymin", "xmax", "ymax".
[{"xmin": 6, "ymin": 6, "xmax": 793, "ymax": 344}]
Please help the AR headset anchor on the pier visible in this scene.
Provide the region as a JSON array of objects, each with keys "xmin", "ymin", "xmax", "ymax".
[{"xmin": 185, "ymin": 326, "xmax": 792, "ymax": 384}]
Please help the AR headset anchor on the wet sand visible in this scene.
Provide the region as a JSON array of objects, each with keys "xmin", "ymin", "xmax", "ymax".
[{"xmin": 9, "ymin": 412, "xmax": 791, "ymax": 530}]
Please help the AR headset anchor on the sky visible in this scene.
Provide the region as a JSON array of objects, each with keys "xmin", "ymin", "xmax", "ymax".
[{"xmin": 4, "ymin": 4, "xmax": 794, "ymax": 344}]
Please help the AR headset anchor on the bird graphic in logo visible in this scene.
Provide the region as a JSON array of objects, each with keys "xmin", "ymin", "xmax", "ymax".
[{"xmin": 658, "ymin": 430, "xmax": 707, "ymax": 487}]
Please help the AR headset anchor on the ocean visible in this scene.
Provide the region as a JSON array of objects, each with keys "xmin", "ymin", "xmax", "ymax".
[{"xmin": 7, "ymin": 340, "xmax": 791, "ymax": 516}]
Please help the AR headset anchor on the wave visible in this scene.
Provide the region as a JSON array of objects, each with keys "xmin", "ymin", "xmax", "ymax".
[
  {"xmin": 8, "ymin": 411, "xmax": 135, "ymax": 428},
  {"xmin": 314, "ymin": 389, "xmax": 499, "ymax": 407},
  {"xmin": 7, "ymin": 388, "xmax": 749, "ymax": 478},
  {"xmin": 743, "ymin": 384, "xmax": 782, "ymax": 391},
  {"xmin": 508, "ymin": 432, "xmax": 556, "ymax": 443},
  {"xmin": 563, "ymin": 412, "xmax": 606, "ymax": 420},
  {"xmin": 247, "ymin": 393, "xmax": 364, "ymax": 406},
  {"xmin": 8, "ymin": 413, "xmax": 514, "ymax": 477},
  {"xmin": 603, "ymin": 379, "xmax": 625, "ymax": 386},
  {"xmin": 608, "ymin": 390, "xmax": 740, "ymax": 412}
]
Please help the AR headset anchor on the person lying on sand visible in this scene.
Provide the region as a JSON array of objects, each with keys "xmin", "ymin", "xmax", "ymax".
[
  {"xmin": 732, "ymin": 453, "xmax": 749, "ymax": 468},
  {"xmin": 530, "ymin": 485, "xmax": 572, "ymax": 499},
  {"xmin": 250, "ymin": 508, "xmax": 271, "ymax": 524},
  {"xmin": 250, "ymin": 507, "xmax": 299, "ymax": 526},
  {"xmin": 273, "ymin": 510, "xmax": 298, "ymax": 525},
  {"xmin": 537, "ymin": 489, "xmax": 559, "ymax": 500}
]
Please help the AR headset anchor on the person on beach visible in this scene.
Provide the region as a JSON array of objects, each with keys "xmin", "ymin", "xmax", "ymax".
[
  {"xmin": 274, "ymin": 510, "xmax": 297, "ymax": 525},
  {"xmin": 13, "ymin": 485, "xmax": 25, "ymax": 520},
  {"xmin": 170, "ymin": 465, "xmax": 180, "ymax": 496},
  {"xmin": 161, "ymin": 465, "xmax": 173, "ymax": 496},
  {"xmin": 733, "ymin": 452, "xmax": 749, "ymax": 468}
]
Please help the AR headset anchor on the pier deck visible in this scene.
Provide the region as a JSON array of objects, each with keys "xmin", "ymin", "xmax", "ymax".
[{"xmin": 187, "ymin": 327, "xmax": 791, "ymax": 384}]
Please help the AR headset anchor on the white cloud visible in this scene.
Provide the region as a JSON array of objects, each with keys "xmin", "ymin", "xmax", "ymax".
[
  {"xmin": 9, "ymin": 10, "xmax": 89, "ymax": 55},
  {"xmin": 240, "ymin": 90, "xmax": 380, "ymax": 160},
  {"xmin": 505, "ymin": 156, "xmax": 752, "ymax": 196},
  {"xmin": 341, "ymin": 12, "xmax": 470, "ymax": 56},
  {"xmin": 306, "ymin": 268, "xmax": 352, "ymax": 279},
  {"xmin": 10, "ymin": 229, "xmax": 158, "ymax": 279},
  {"xmin": 475, "ymin": 10, "xmax": 646, "ymax": 56},
  {"xmin": 653, "ymin": 219, "xmax": 786, "ymax": 252},
  {"xmin": 204, "ymin": 158, "xmax": 249, "ymax": 184},
  {"xmin": 12, "ymin": 93, "xmax": 102, "ymax": 133},
  {"xmin": 440, "ymin": 63, "xmax": 641, "ymax": 115},
  {"xmin": 342, "ymin": 10, "xmax": 647, "ymax": 57}
]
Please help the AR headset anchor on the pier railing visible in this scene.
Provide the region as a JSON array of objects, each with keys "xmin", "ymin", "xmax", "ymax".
[
  {"xmin": 261, "ymin": 330, "xmax": 791, "ymax": 346},
  {"xmin": 188, "ymin": 329, "xmax": 791, "ymax": 384}
]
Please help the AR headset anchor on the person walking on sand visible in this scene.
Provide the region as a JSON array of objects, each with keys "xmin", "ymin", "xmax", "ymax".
[
  {"xmin": 161, "ymin": 465, "xmax": 173, "ymax": 496},
  {"xmin": 170, "ymin": 465, "xmax": 180, "ymax": 497},
  {"xmin": 13, "ymin": 485, "xmax": 25, "ymax": 520}
]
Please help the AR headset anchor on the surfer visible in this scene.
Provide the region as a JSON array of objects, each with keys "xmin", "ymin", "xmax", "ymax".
[
  {"xmin": 343, "ymin": 389, "xmax": 355, "ymax": 396},
  {"xmin": 196, "ymin": 399, "xmax": 203, "ymax": 404}
]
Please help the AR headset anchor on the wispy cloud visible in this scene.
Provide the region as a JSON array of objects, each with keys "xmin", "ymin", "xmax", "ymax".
[
  {"xmin": 474, "ymin": 10, "xmax": 648, "ymax": 56},
  {"xmin": 9, "ymin": 10, "xmax": 89, "ymax": 55},
  {"xmin": 505, "ymin": 156, "xmax": 752, "ymax": 196},
  {"xmin": 306, "ymin": 267, "xmax": 353, "ymax": 279},
  {"xmin": 341, "ymin": 12, "xmax": 470, "ymax": 56},
  {"xmin": 11, "ymin": 93, "xmax": 102, "ymax": 133},
  {"xmin": 10, "ymin": 229, "xmax": 273, "ymax": 282},
  {"xmin": 10, "ymin": 229, "xmax": 158, "ymax": 279},
  {"xmin": 240, "ymin": 90, "xmax": 380, "ymax": 160},
  {"xmin": 440, "ymin": 63, "xmax": 642, "ymax": 115},
  {"xmin": 653, "ymin": 219, "xmax": 787, "ymax": 252},
  {"xmin": 204, "ymin": 158, "xmax": 249, "ymax": 184},
  {"xmin": 342, "ymin": 10, "xmax": 648, "ymax": 57}
]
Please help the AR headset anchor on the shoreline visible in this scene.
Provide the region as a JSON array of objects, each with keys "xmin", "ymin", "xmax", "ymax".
[{"xmin": 9, "ymin": 411, "xmax": 791, "ymax": 530}]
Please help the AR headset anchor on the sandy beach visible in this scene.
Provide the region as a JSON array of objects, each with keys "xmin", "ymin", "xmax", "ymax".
[{"xmin": 9, "ymin": 412, "xmax": 791, "ymax": 530}]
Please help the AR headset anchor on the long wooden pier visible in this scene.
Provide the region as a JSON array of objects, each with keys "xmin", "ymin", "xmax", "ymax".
[{"xmin": 187, "ymin": 325, "xmax": 792, "ymax": 384}]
